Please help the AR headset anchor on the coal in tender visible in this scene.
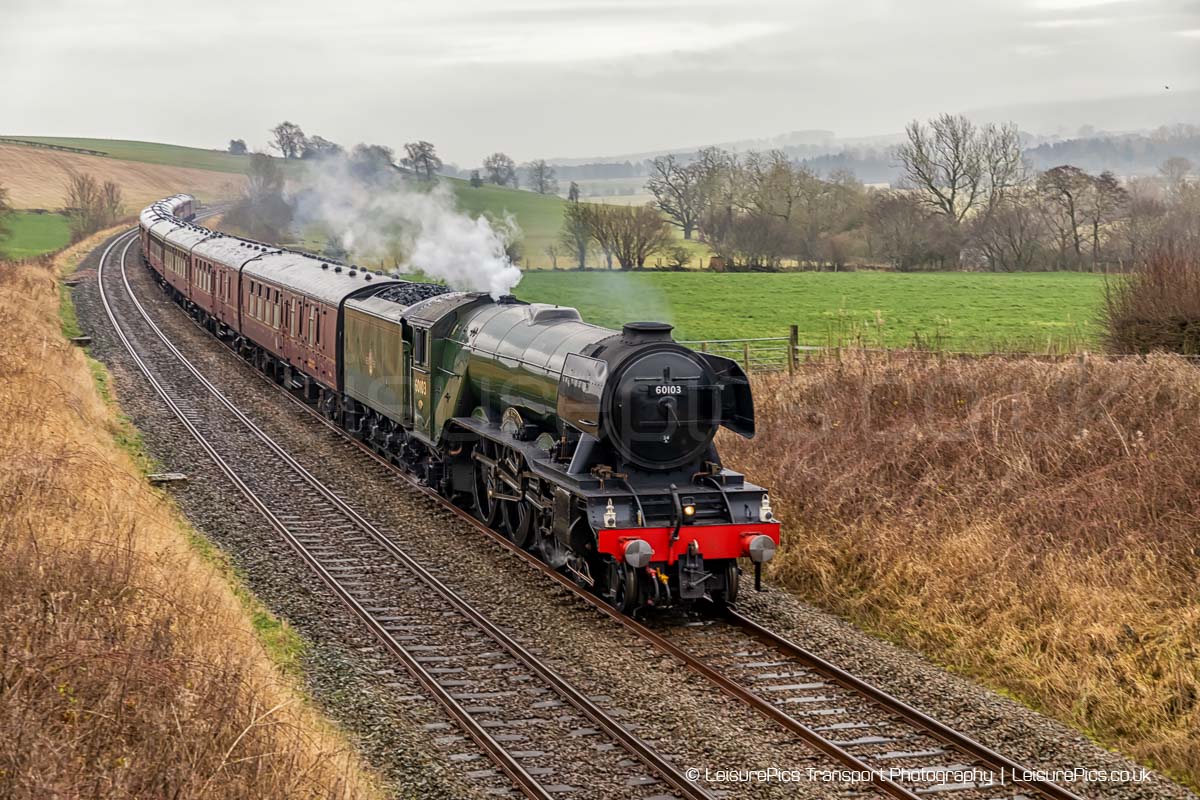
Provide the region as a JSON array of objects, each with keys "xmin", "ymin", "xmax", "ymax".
[{"xmin": 376, "ymin": 282, "xmax": 454, "ymax": 307}]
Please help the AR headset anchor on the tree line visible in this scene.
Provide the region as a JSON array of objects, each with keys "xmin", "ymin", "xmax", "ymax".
[
  {"xmin": 641, "ymin": 113, "xmax": 1200, "ymax": 272},
  {"xmin": 240, "ymin": 122, "xmax": 567, "ymax": 197}
]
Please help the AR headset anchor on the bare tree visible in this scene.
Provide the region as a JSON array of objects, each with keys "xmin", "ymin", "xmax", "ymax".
[
  {"xmin": 971, "ymin": 187, "xmax": 1048, "ymax": 272},
  {"xmin": 526, "ymin": 160, "xmax": 558, "ymax": 194},
  {"xmin": 544, "ymin": 242, "xmax": 562, "ymax": 268},
  {"xmin": 0, "ymin": 184, "xmax": 12, "ymax": 242},
  {"xmin": 1118, "ymin": 178, "xmax": 1167, "ymax": 265},
  {"xmin": 896, "ymin": 114, "xmax": 1021, "ymax": 225},
  {"xmin": 469, "ymin": 170, "xmax": 484, "ymax": 188},
  {"xmin": 567, "ymin": 181, "xmax": 580, "ymax": 202},
  {"xmin": 1037, "ymin": 165, "xmax": 1091, "ymax": 266},
  {"xmin": 560, "ymin": 200, "xmax": 592, "ymax": 269},
  {"xmin": 227, "ymin": 139, "xmax": 248, "ymax": 155},
  {"xmin": 403, "ymin": 141, "xmax": 442, "ymax": 180},
  {"xmin": 225, "ymin": 154, "xmax": 293, "ymax": 241},
  {"xmin": 1159, "ymin": 156, "xmax": 1193, "ymax": 200},
  {"xmin": 101, "ymin": 180, "xmax": 123, "ymax": 226},
  {"xmin": 581, "ymin": 204, "xmax": 672, "ymax": 270},
  {"xmin": 867, "ymin": 191, "xmax": 943, "ymax": 271},
  {"xmin": 348, "ymin": 144, "xmax": 396, "ymax": 183},
  {"xmin": 302, "ymin": 135, "xmax": 343, "ymax": 160},
  {"xmin": 646, "ymin": 155, "xmax": 704, "ymax": 239},
  {"xmin": 739, "ymin": 150, "xmax": 812, "ymax": 223},
  {"xmin": 483, "ymin": 152, "xmax": 518, "ymax": 188},
  {"xmin": 1083, "ymin": 170, "xmax": 1128, "ymax": 269},
  {"xmin": 269, "ymin": 121, "xmax": 308, "ymax": 159}
]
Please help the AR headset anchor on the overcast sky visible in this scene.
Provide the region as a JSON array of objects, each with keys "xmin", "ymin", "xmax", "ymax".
[{"xmin": 2, "ymin": 0, "xmax": 1197, "ymax": 164}]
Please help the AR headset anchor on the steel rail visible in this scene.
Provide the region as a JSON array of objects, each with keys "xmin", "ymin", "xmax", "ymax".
[
  {"xmin": 725, "ymin": 609, "xmax": 1082, "ymax": 800},
  {"xmin": 100, "ymin": 227, "xmax": 711, "ymax": 800}
]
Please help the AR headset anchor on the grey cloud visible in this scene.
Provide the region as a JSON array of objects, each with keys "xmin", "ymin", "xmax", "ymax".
[{"xmin": 1, "ymin": 0, "xmax": 1197, "ymax": 164}]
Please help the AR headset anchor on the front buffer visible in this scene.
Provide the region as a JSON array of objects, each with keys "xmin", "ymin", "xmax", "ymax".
[{"xmin": 596, "ymin": 518, "xmax": 781, "ymax": 609}]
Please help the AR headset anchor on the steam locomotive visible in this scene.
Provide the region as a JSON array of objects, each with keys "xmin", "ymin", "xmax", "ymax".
[{"xmin": 139, "ymin": 194, "xmax": 780, "ymax": 611}]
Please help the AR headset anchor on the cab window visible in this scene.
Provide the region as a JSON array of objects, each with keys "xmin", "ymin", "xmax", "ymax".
[{"xmin": 413, "ymin": 328, "xmax": 427, "ymax": 367}]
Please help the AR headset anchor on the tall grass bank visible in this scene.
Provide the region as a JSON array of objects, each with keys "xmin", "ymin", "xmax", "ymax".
[
  {"xmin": 0, "ymin": 238, "xmax": 381, "ymax": 799},
  {"xmin": 722, "ymin": 353, "xmax": 1200, "ymax": 785}
]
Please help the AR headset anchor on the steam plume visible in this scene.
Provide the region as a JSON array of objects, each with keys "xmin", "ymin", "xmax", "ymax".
[{"xmin": 293, "ymin": 154, "xmax": 522, "ymax": 298}]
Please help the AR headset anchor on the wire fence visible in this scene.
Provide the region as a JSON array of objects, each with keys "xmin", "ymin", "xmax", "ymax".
[
  {"xmin": 0, "ymin": 137, "xmax": 109, "ymax": 157},
  {"xmin": 682, "ymin": 326, "xmax": 1200, "ymax": 374}
]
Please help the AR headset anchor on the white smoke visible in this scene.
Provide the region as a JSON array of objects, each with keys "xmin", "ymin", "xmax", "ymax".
[{"xmin": 292, "ymin": 154, "xmax": 522, "ymax": 298}]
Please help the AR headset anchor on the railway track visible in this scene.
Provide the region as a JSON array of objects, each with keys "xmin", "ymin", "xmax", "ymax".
[
  {"xmin": 96, "ymin": 225, "xmax": 710, "ymax": 800},
  {"xmin": 98, "ymin": 220, "xmax": 1086, "ymax": 800},
  {"xmin": 657, "ymin": 612, "xmax": 1081, "ymax": 800}
]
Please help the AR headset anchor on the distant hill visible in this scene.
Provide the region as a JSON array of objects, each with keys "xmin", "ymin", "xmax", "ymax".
[{"xmin": 965, "ymin": 89, "xmax": 1200, "ymax": 139}]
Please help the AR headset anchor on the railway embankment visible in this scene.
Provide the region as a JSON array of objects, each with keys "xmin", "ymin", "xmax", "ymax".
[
  {"xmin": 725, "ymin": 353, "xmax": 1200, "ymax": 787},
  {"xmin": 0, "ymin": 233, "xmax": 382, "ymax": 799}
]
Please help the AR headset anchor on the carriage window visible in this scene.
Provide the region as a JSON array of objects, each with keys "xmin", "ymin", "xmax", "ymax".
[
  {"xmin": 308, "ymin": 306, "xmax": 316, "ymax": 345},
  {"xmin": 274, "ymin": 292, "xmax": 281, "ymax": 329},
  {"xmin": 289, "ymin": 300, "xmax": 298, "ymax": 336}
]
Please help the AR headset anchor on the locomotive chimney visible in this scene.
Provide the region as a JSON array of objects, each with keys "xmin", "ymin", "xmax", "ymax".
[{"xmin": 621, "ymin": 321, "xmax": 674, "ymax": 343}]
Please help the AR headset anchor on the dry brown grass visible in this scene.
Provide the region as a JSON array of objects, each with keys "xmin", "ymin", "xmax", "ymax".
[
  {"xmin": 722, "ymin": 352, "xmax": 1200, "ymax": 784},
  {"xmin": 0, "ymin": 238, "xmax": 383, "ymax": 798},
  {"xmin": 0, "ymin": 144, "xmax": 243, "ymax": 209}
]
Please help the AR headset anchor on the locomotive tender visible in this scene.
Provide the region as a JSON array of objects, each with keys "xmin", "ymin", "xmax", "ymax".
[{"xmin": 139, "ymin": 195, "xmax": 780, "ymax": 611}]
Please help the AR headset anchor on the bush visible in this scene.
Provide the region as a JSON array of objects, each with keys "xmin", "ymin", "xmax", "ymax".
[{"xmin": 1103, "ymin": 250, "xmax": 1200, "ymax": 354}]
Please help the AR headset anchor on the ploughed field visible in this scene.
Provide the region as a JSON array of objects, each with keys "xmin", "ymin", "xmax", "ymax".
[{"xmin": 515, "ymin": 269, "xmax": 1107, "ymax": 351}]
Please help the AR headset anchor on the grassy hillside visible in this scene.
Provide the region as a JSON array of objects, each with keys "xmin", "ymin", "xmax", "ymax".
[
  {"xmin": 515, "ymin": 269, "xmax": 1106, "ymax": 350},
  {"xmin": 8, "ymin": 136, "xmax": 253, "ymax": 173},
  {"xmin": 0, "ymin": 211, "xmax": 71, "ymax": 258},
  {"xmin": 449, "ymin": 178, "xmax": 567, "ymax": 263}
]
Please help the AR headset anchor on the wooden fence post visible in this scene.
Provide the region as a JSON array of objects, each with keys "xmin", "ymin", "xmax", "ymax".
[
  {"xmin": 788, "ymin": 325, "xmax": 798, "ymax": 375},
  {"xmin": 743, "ymin": 342, "xmax": 751, "ymax": 373}
]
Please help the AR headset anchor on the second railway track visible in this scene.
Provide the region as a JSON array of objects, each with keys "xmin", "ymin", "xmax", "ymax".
[{"xmin": 96, "ymin": 219, "xmax": 1086, "ymax": 800}]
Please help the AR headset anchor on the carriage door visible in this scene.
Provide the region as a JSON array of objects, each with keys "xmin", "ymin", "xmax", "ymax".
[{"xmin": 410, "ymin": 325, "xmax": 433, "ymax": 440}]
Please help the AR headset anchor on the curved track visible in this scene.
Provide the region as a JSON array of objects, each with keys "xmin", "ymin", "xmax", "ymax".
[
  {"xmin": 97, "ymin": 225, "xmax": 710, "ymax": 800},
  {"xmin": 98, "ymin": 219, "xmax": 1085, "ymax": 800}
]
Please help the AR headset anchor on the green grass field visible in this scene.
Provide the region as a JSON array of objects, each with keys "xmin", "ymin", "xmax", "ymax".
[
  {"xmin": 0, "ymin": 211, "xmax": 72, "ymax": 259},
  {"xmin": 514, "ymin": 269, "xmax": 1108, "ymax": 350},
  {"xmin": 448, "ymin": 179, "xmax": 568, "ymax": 263}
]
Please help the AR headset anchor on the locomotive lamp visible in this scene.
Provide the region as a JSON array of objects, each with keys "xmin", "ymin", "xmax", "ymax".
[{"xmin": 760, "ymin": 493, "xmax": 775, "ymax": 522}]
